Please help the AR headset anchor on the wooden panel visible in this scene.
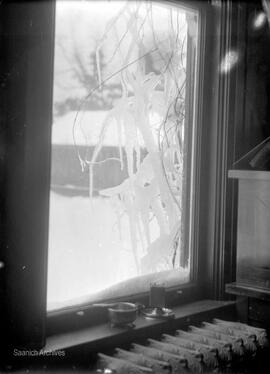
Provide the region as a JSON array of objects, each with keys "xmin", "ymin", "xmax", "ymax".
[
  {"xmin": 248, "ymin": 298, "xmax": 270, "ymax": 327},
  {"xmin": 226, "ymin": 282, "xmax": 270, "ymax": 302},
  {"xmin": 236, "ymin": 178, "xmax": 270, "ymax": 288},
  {"xmin": 241, "ymin": 2, "xmax": 270, "ymax": 155},
  {"xmin": 0, "ymin": 0, "xmax": 55, "ymax": 362},
  {"xmin": 229, "ymin": 169, "xmax": 270, "ymax": 180}
]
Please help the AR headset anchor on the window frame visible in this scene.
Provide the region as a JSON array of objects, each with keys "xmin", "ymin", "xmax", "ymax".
[
  {"xmin": 0, "ymin": 0, "xmax": 56, "ymax": 362},
  {"xmin": 0, "ymin": 0, "xmax": 243, "ymax": 358},
  {"xmin": 46, "ymin": 0, "xmax": 209, "ymax": 325}
]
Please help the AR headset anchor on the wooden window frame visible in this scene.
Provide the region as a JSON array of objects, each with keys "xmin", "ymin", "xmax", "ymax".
[
  {"xmin": 0, "ymin": 0, "xmax": 55, "ymax": 362},
  {"xmin": 46, "ymin": 0, "xmax": 210, "ymax": 331}
]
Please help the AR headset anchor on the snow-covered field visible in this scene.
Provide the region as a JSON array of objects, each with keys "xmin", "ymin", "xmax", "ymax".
[
  {"xmin": 47, "ymin": 191, "xmax": 189, "ymax": 311},
  {"xmin": 47, "ymin": 191, "xmax": 138, "ymax": 307}
]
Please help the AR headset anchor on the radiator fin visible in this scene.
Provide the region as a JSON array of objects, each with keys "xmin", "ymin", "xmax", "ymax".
[{"xmin": 97, "ymin": 319, "xmax": 268, "ymax": 373}]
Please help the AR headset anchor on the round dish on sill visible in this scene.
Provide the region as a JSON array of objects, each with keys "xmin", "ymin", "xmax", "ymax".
[
  {"xmin": 141, "ymin": 307, "xmax": 175, "ymax": 320},
  {"xmin": 92, "ymin": 302, "xmax": 138, "ymax": 327}
]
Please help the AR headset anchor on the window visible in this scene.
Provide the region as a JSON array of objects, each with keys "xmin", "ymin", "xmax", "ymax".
[
  {"xmin": 0, "ymin": 0, "xmax": 245, "ymax": 365},
  {"xmin": 47, "ymin": 0, "xmax": 200, "ymax": 311}
]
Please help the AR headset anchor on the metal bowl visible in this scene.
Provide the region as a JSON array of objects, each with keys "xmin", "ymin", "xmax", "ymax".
[{"xmin": 108, "ymin": 302, "xmax": 138, "ymax": 326}]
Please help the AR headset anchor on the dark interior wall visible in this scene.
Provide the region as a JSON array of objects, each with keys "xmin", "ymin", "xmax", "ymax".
[
  {"xmin": 222, "ymin": 1, "xmax": 270, "ymax": 297},
  {"xmin": 223, "ymin": 2, "xmax": 270, "ymax": 328},
  {"xmin": 234, "ymin": 1, "xmax": 270, "ymax": 161},
  {"xmin": 0, "ymin": 1, "xmax": 55, "ymax": 364}
]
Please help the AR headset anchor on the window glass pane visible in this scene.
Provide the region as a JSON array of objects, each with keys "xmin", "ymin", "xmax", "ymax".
[{"xmin": 47, "ymin": 0, "xmax": 199, "ymax": 311}]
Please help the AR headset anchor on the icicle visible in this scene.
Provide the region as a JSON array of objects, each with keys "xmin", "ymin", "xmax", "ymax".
[
  {"xmin": 134, "ymin": 185, "xmax": 151, "ymax": 248},
  {"xmin": 117, "ymin": 119, "xmax": 124, "ymax": 171},
  {"xmin": 87, "ymin": 113, "xmax": 113, "ymax": 198},
  {"xmin": 95, "ymin": 47, "xmax": 102, "ymax": 88},
  {"xmin": 78, "ymin": 153, "xmax": 86, "ymax": 172},
  {"xmin": 89, "ymin": 164, "xmax": 94, "ymax": 198},
  {"xmin": 126, "ymin": 198, "xmax": 140, "ymax": 274}
]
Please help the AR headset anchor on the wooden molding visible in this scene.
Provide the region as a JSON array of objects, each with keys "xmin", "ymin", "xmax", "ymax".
[
  {"xmin": 229, "ymin": 169, "xmax": 270, "ymax": 180},
  {"xmin": 226, "ymin": 282, "xmax": 270, "ymax": 302}
]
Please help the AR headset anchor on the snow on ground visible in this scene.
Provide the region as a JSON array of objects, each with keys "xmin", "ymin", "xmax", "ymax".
[
  {"xmin": 47, "ymin": 191, "xmax": 189, "ymax": 311},
  {"xmin": 47, "ymin": 192, "xmax": 137, "ymax": 306}
]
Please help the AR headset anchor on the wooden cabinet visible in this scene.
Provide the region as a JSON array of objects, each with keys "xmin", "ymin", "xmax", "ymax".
[
  {"xmin": 227, "ymin": 170, "xmax": 270, "ymax": 327},
  {"xmin": 229, "ymin": 170, "xmax": 270, "ymax": 289}
]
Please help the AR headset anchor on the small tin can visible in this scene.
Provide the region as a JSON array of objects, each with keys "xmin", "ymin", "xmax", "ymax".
[{"xmin": 149, "ymin": 283, "xmax": 165, "ymax": 308}]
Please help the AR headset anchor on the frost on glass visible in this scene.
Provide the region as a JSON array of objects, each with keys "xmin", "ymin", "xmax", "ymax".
[{"xmin": 47, "ymin": 1, "xmax": 198, "ymax": 309}]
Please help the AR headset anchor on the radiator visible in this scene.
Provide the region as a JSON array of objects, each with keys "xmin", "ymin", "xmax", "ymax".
[{"xmin": 96, "ymin": 319, "xmax": 269, "ymax": 373}]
